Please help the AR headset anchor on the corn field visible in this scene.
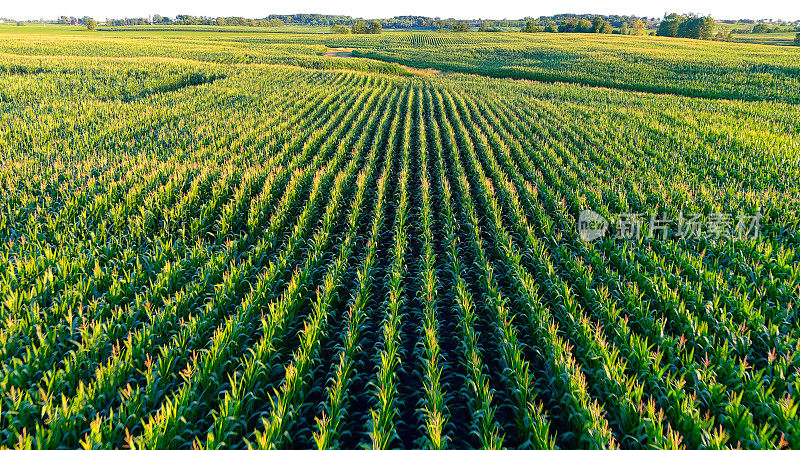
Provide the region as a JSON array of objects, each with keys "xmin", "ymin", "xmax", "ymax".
[{"xmin": 1, "ymin": 26, "xmax": 799, "ymax": 449}]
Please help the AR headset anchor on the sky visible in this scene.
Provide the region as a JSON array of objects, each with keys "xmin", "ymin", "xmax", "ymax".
[{"xmin": 3, "ymin": 0, "xmax": 799, "ymax": 22}]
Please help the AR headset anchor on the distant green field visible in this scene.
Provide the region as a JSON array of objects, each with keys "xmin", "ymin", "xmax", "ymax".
[
  {"xmin": 715, "ymin": 22, "xmax": 797, "ymax": 33},
  {"xmin": 335, "ymin": 31, "xmax": 800, "ymax": 102},
  {"xmin": 98, "ymin": 24, "xmax": 330, "ymax": 34},
  {"xmin": 713, "ymin": 22, "xmax": 799, "ymax": 46},
  {"xmin": 1, "ymin": 25, "xmax": 799, "ymax": 450},
  {"xmin": 4, "ymin": 25, "xmax": 800, "ymax": 102},
  {"xmin": 0, "ymin": 23, "xmax": 94, "ymax": 34},
  {"xmin": 732, "ymin": 32, "xmax": 799, "ymax": 46}
]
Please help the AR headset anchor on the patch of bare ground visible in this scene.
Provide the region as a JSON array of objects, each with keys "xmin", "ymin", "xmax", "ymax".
[
  {"xmin": 402, "ymin": 66, "xmax": 442, "ymax": 76},
  {"xmin": 321, "ymin": 47, "xmax": 354, "ymax": 57},
  {"xmin": 322, "ymin": 47, "xmax": 444, "ymax": 77}
]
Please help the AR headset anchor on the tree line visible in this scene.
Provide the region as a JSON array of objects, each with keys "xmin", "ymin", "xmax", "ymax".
[
  {"xmin": 61, "ymin": 11, "xmax": 800, "ymax": 44},
  {"xmin": 96, "ymin": 15, "xmax": 286, "ymax": 27},
  {"xmin": 330, "ymin": 20, "xmax": 382, "ymax": 34},
  {"xmin": 732, "ymin": 23, "xmax": 800, "ymax": 34},
  {"xmin": 656, "ymin": 14, "xmax": 715, "ymax": 40},
  {"xmin": 520, "ymin": 17, "xmax": 648, "ymax": 35}
]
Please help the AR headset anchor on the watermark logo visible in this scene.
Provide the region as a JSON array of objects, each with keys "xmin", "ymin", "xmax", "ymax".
[
  {"xmin": 577, "ymin": 209, "xmax": 761, "ymax": 242},
  {"xmin": 578, "ymin": 209, "xmax": 609, "ymax": 242}
]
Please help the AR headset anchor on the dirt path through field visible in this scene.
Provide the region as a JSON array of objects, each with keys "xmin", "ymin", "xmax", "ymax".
[
  {"xmin": 321, "ymin": 47, "xmax": 353, "ymax": 57},
  {"xmin": 321, "ymin": 47, "xmax": 443, "ymax": 76}
]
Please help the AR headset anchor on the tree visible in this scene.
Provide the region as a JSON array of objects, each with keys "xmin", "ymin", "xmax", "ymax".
[
  {"xmin": 591, "ymin": 16, "xmax": 604, "ymax": 33},
  {"xmin": 85, "ymin": 18, "xmax": 98, "ymax": 31},
  {"xmin": 577, "ymin": 19, "xmax": 593, "ymax": 32},
  {"xmin": 795, "ymin": 33, "xmax": 800, "ymax": 46},
  {"xmin": 632, "ymin": 19, "xmax": 646, "ymax": 36},
  {"xmin": 619, "ymin": 22, "xmax": 629, "ymax": 35},
  {"xmin": 522, "ymin": 20, "xmax": 543, "ymax": 33},
  {"xmin": 330, "ymin": 24, "xmax": 349, "ymax": 34},
  {"xmin": 752, "ymin": 23, "xmax": 772, "ymax": 33},
  {"xmin": 714, "ymin": 31, "xmax": 733, "ymax": 42},
  {"xmin": 657, "ymin": 13, "xmax": 684, "ymax": 37},
  {"xmin": 700, "ymin": 16, "xmax": 716, "ymax": 39},
  {"xmin": 677, "ymin": 16, "xmax": 714, "ymax": 40},
  {"xmin": 351, "ymin": 20, "xmax": 367, "ymax": 34},
  {"xmin": 451, "ymin": 22, "xmax": 469, "ymax": 32},
  {"xmin": 368, "ymin": 20, "xmax": 381, "ymax": 34},
  {"xmin": 658, "ymin": 14, "xmax": 713, "ymax": 40},
  {"xmin": 600, "ymin": 21, "xmax": 613, "ymax": 34},
  {"xmin": 545, "ymin": 23, "xmax": 559, "ymax": 32},
  {"xmin": 558, "ymin": 18, "xmax": 593, "ymax": 33}
]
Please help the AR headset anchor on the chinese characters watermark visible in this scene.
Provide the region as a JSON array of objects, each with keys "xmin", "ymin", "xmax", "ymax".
[{"xmin": 578, "ymin": 210, "xmax": 762, "ymax": 242}]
